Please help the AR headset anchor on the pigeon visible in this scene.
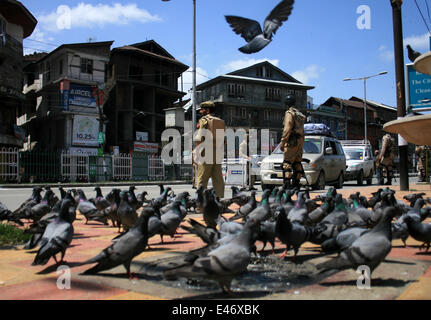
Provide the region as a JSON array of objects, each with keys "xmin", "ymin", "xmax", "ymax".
[
  {"xmin": 102, "ymin": 188, "xmax": 121, "ymax": 227},
  {"xmin": 76, "ymin": 189, "xmax": 107, "ymax": 225},
  {"xmin": 81, "ymin": 207, "xmax": 154, "ymax": 278},
  {"xmin": 225, "ymin": 0, "xmax": 294, "ymax": 54},
  {"xmin": 316, "ymin": 206, "xmax": 399, "ymax": 276},
  {"xmin": 308, "ymin": 196, "xmax": 334, "ymax": 225},
  {"xmin": 287, "ymin": 191, "xmax": 310, "ymax": 225},
  {"xmin": 22, "ymin": 189, "xmax": 57, "ymax": 222},
  {"xmin": 257, "ymin": 219, "xmax": 276, "ymax": 253},
  {"xmin": 91, "ymin": 186, "xmax": 111, "ymax": 212},
  {"xmin": 321, "ymin": 227, "xmax": 370, "ymax": 253},
  {"xmin": 403, "ymin": 215, "xmax": 431, "ymax": 252},
  {"xmin": 13, "ymin": 186, "xmax": 43, "ymax": 216},
  {"xmin": 32, "ymin": 199, "xmax": 75, "ymax": 266},
  {"xmin": 403, "ymin": 193, "xmax": 426, "ymax": 208},
  {"xmin": 164, "ymin": 218, "xmax": 261, "ymax": 294},
  {"xmin": 181, "ymin": 218, "xmax": 220, "ymax": 245},
  {"xmin": 407, "ymin": 44, "xmax": 422, "ymax": 63},
  {"xmin": 229, "ymin": 191, "xmax": 257, "ymax": 221},
  {"xmin": 127, "ymin": 186, "xmax": 142, "ymax": 211},
  {"xmin": 202, "ymin": 189, "xmax": 222, "ymax": 228},
  {"xmin": 0, "ymin": 201, "xmax": 23, "ymax": 225},
  {"xmin": 159, "ymin": 199, "xmax": 184, "ymax": 243},
  {"xmin": 392, "ymin": 198, "xmax": 426, "ymax": 246},
  {"xmin": 246, "ymin": 189, "xmax": 271, "ymax": 222},
  {"xmin": 276, "ymin": 206, "xmax": 324, "ymax": 261},
  {"xmin": 117, "ymin": 191, "xmax": 138, "ymax": 232},
  {"xmin": 348, "ymin": 193, "xmax": 373, "ymax": 227}
]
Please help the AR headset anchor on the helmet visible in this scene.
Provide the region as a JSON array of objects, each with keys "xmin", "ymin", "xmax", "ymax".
[
  {"xmin": 198, "ymin": 101, "xmax": 216, "ymax": 111},
  {"xmin": 285, "ymin": 94, "xmax": 296, "ymax": 106}
]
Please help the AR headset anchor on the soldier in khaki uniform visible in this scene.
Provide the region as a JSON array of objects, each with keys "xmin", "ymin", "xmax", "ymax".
[
  {"xmin": 376, "ymin": 134, "xmax": 395, "ymax": 185},
  {"xmin": 195, "ymin": 101, "xmax": 226, "ymax": 200},
  {"xmin": 280, "ymin": 94, "xmax": 306, "ymax": 189},
  {"xmin": 239, "ymin": 134, "xmax": 256, "ymax": 191},
  {"xmin": 415, "ymin": 145, "xmax": 428, "ymax": 182}
]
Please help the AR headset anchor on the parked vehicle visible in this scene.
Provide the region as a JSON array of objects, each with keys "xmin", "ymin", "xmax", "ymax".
[
  {"xmin": 260, "ymin": 134, "xmax": 346, "ymax": 191},
  {"xmin": 341, "ymin": 140, "xmax": 374, "ymax": 185}
]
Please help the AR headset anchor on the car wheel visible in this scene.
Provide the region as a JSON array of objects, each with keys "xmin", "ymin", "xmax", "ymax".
[
  {"xmin": 336, "ymin": 172, "xmax": 344, "ymax": 189},
  {"xmin": 313, "ymin": 172, "xmax": 325, "ymax": 190},
  {"xmin": 367, "ymin": 170, "xmax": 373, "ymax": 185},
  {"xmin": 357, "ymin": 170, "xmax": 364, "ymax": 186}
]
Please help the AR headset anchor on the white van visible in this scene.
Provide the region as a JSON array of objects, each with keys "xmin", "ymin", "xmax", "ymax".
[{"xmin": 340, "ymin": 140, "xmax": 374, "ymax": 185}]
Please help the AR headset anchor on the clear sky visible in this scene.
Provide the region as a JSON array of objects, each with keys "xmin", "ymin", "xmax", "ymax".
[{"xmin": 20, "ymin": 0, "xmax": 431, "ymax": 108}]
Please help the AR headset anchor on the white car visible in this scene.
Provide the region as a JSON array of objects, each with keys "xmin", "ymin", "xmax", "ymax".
[{"xmin": 341, "ymin": 141, "xmax": 374, "ymax": 185}]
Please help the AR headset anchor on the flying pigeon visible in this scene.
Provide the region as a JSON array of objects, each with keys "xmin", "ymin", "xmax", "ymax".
[{"xmin": 225, "ymin": 0, "xmax": 295, "ymax": 54}]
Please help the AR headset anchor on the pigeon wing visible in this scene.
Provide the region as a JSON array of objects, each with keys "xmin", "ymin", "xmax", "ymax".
[
  {"xmin": 263, "ymin": 0, "xmax": 294, "ymax": 39},
  {"xmin": 225, "ymin": 15, "xmax": 262, "ymax": 43}
]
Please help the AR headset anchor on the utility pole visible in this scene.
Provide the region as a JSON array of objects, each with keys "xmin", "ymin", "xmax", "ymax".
[{"xmin": 390, "ymin": 0, "xmax": 409, "ymax": 191}]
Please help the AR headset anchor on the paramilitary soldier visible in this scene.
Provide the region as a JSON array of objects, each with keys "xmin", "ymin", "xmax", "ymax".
[
  {"xmin": 194, "ymin": 101, "xmax": 226, "ymax": 228},
  {"xmin": 280, "ymin": 94, "xmax": 306, "ymax": 189},
  {"xmin": 415, "ymin": 145, "xmax": 429, "ymax": 182},
  {"xmin": 376, "ymin": 133, "xmax": 395, "ymax": 185}
]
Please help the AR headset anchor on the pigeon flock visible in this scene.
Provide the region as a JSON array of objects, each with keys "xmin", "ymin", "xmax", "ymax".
[{"xmin": 1, "ymin": 184, "xmax": 431, "ymax": 294}]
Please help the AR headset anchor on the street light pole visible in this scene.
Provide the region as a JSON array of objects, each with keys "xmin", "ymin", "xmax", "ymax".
[
  {"xmin": 162, "ymin": 0, "xmax": 197, "ymax": 147},
  {"xmin": 343, "ymin": 71, "xmax": 388, "ymax": 144}
]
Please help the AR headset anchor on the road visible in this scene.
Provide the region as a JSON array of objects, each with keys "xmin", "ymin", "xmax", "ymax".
[{"xmin": 0, "ymin": 176, "xmax": 420, "ymax": 211}]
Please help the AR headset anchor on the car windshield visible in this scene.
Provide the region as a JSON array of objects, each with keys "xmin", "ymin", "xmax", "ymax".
[
  {"xmin": 344, "ymin": 148, "xmax": 364, "ymax": 160},
  {"xmin": 272, "ymin": 138, "xmax": 322, "ymax": 155}
]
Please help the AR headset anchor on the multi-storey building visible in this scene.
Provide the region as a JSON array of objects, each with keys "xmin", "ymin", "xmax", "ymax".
[
  {"xmin": 194, "ymin": 61, "xmax": 314, "ymax": 153},
  {"xmin": 0, "ymin": 0, "xmax": 36, "ymax": 147},
  {"xmin": 103, "ymin": 40, "xmax": 188, "ymax": 153},
  {"xmin": 20, "ymin": 41, "xmax": 113, "ymax": 153}
]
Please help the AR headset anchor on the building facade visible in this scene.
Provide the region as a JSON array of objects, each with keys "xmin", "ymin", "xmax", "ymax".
[
  {"xmin": 195, "ymin": 61, "xmax": 314, "ymax": 153},
  {"xmin": 0, "ymin": 0, "xmax": 36, "ymax": 147},
  {"xmin": 20, "ymin": 41, "xmax": 113, "ymax": 154},
  {"xmin": 103, "ymin": 40, "xmax": 188, "ymax": 154}
]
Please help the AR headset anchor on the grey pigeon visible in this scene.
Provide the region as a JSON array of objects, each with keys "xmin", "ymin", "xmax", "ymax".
[
  {"xmin": 391, "ymin": 198, "xmax": 426, "ymax": 246},
  {"xmin": 181, "ymin": 218, "xmax": 220, "ymax": 245},
  {"xmin": 287, "ymin": 191, "xmax": 310, "ymax": 225},
  {"xmin": 118, "ymin": 191, "xmax": 138, "ymax": 232},
  {"xmin": 316, "ymin": 206, "xmax": 399, "ymax": 276},
  {"xmin": 202, "ymin": 189, "xmax": 221, "ymax": 228},
  {"xmin": 225, "ymin": 0, "xmax": 294, "ymax": 54},
  {"xmin": 257, "ymin": 219, "xmax": 276, "ymax": 253},
  {"xmin": 128, "ymin": 186, "xmax": 142, "ymax": 211},
  {"xmin": 32, "ymin": 199, "xmax": 75, "ymax": 266},
  {"xmin": 404, "ymin": 215, "xmax": 431, "ymax": 252},
  {"xmin": 321, "ymin": 227, "xmax": 370, "ymax": 253},
  {"xmin": 320, "ymin": 194, "xmax": 348, "ymax": 227},
  {"xmin": 91, "ymin": 186, "xmax": 111, "ymax": 212},
  {"xmin": 81, "ymin": 207, "xmax": 154, "ymax": 277},
  {"xmin": 159, "ymin": 199, "xmax": 184, "ymax": 243},
  {"xmin": 164, "ymin": 218, "xmax": 261, "ymax": 294},
  {"xmin": 76, "ymin": 189, "xmax": 108, "ymax": 225},
  {"xmin": 229, "ymin": 191, "xmax": 257, "ymax": 221},
  {"xmin": 246, "ymin": 189, "xmax": 271, "ymax": 222},
  {"xmin": 102, "ymin": 188, "xmax": 121, "ymax": 228},
  {"xmin": 276, "ymin": 206, "xmax": 324, "ymax": 261},
  {"xmin": 407, "ymin": 44, "xmax": 422, "ymax": 62}
]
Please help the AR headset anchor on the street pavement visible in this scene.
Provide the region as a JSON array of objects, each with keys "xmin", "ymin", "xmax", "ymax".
[{"xmin": 0, "ymin": 180, "xmax": 430, "ymax": 300}]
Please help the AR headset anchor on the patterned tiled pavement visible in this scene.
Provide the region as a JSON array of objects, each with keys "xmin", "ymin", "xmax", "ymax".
[{"xmin": 0, "ymin": 184, "xmax": 430, "ymax": 300}]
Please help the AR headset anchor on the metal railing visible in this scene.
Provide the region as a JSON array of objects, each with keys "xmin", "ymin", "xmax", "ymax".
[
  {"xmin": 0, "ymin": 147, "xmax": 19, "ymax": 182},
  {"xmin": 0, "ymin": 148, "xmax": 170, "ymax": 183}
]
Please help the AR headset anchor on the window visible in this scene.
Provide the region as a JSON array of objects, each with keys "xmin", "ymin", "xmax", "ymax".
[
  {"xmin": 265, "ymin": 87, "xmax": 281, "ymax": 101},
  {"xmin": 59, "ymin": 59, "xmax": 63, "ymax": 75},
  {"xmin": 227, "ymin": 83, "xmax": 245, "ymax": 98},
  {"xmin": 241, "ymin": 108, "xmax": 247, "ymax": 119},
  {"xmin": 264, "ymin": 109, "xmax": 271, "ymax": 120},
  {"xmin": 46, "ymin": 62, "xmax": 51, "ymax": 81},
  {"xmin": 80, "ymin": 58, "xmax": 93, "ymax": 74},
  {"xmin": 0, "ymin": 18, "xmax": 6, "ymax": 34}
]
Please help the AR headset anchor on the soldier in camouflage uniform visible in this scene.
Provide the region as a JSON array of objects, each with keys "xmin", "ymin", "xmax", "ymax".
[
  {"xmin": 415, "ymin": 145, "xmax": 429, "ymax": 182},
  {"xmin": 376, "ymin": 134, "xmax": 395, "ymax": 185},
  {"xmin": 280, "ymin": 94, "xmax": 306, "ymax": 189},
  {"xmin": 194, "ymin": 101, "xmax": 226, "ymax": 200}
]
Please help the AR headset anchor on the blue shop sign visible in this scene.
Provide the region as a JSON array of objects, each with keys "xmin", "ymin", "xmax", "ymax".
[
  {"xmin": 68, "ymin": 84, "xmax": 97, "ymax": 108},
  {"xmin": 407, "ymin": 64, "xmax": 431, "ymax": 110}
]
